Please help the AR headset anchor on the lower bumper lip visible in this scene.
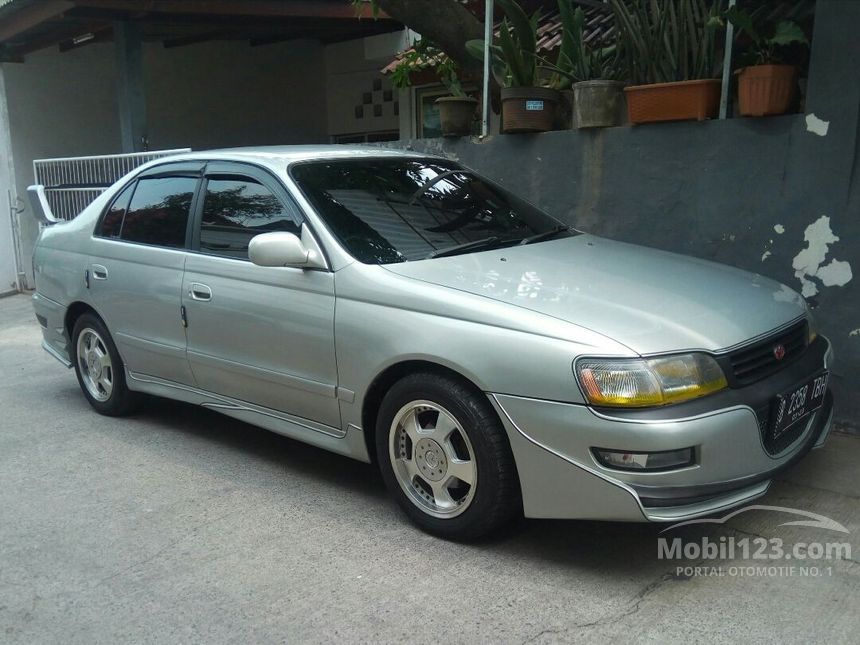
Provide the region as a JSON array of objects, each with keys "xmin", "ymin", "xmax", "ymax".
[{"xmin": 631, "ymin": 391, "xmax": 833, "ymax": 509}]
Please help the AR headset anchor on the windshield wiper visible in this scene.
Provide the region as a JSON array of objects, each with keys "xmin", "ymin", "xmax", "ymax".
[
  {"xmin": 426, "ymin": 236, "xmax": 502, "ymax": 259},
  {"xmin": 518, "ymin": 225, "xmax": 569, "ymax": 245}
]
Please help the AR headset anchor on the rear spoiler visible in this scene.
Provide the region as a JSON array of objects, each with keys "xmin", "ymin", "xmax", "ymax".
[{"xmin": 27, "ymin": 185, "xmax": 60, "ymax": 225}]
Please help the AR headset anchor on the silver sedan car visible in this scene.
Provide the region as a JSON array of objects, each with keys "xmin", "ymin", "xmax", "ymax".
[{"xmin": 32, "ymin": 146, "xmax": 833, "ymax": 540}]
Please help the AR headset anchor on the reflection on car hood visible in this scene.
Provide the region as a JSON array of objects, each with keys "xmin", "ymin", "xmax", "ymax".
[{"xmin": 382, "ymin": 234, "xmax": 807, "ymax": 354}]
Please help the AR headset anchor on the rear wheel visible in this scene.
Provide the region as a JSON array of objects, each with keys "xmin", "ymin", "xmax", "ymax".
[
  {"xmin": 72, "ymin": 313, "xmax": 138, "ymax": 416},
  {"xmin": 376, "ymin": 372, "xmax": 521, "ymax": 541}
]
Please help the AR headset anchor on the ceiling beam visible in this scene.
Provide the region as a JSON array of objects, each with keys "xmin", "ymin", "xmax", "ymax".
[
  {"xmin": 71, "ymin": 0, "xmax": 389, "ymax": 20},
  {"xmin": 57, "ymin": 24, "xmax": 113, "ymax": 51},
  {"xmin": 0, "ymin": 0, "xmax": 74, "ymax": 43},
  {"xmin": 162, "ymin": 28, "xmax": 236, "ymax": 48},
  {"xmin": 3, "ymin": 19, "xmax": 111, "ymax": 56}
]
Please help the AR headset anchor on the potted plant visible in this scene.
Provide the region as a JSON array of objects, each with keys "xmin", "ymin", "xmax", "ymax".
[
  {"xmin": 610, "ymin": 0, "xmax": 725, "ymax": 124},
  {"xmin": 725, "ymin": 6, "xmax": 808, "ymax": 117},
  {"xmin": 390, "ymin": 39, "xmax": 478, "ymax": 137},
  {"xmin": 551, "ymin": 1, "xmax": 626, "ymax": 128},
  {"xmin": 468, "ymin": 0, "xmax": 560, "ymax": 133}
]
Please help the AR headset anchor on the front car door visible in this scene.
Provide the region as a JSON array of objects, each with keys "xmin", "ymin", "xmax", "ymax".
[
  {"xmin": 88, "ymin": 161, "xmax": 202, "ymax": 385},
  {"xmin": 182, "ymin": 161, "xmax": 340, "ymax": 429}
]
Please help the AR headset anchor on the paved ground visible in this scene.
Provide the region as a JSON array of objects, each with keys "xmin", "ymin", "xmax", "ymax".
[{"xmin": 1, "ymin": 293, "xmax": 858, "ymax": 644}]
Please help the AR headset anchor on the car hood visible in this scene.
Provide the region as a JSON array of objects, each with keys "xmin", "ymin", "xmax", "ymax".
[{"xmin": 382, "ymin": 234, "xmax": 807, "ymax": 355}]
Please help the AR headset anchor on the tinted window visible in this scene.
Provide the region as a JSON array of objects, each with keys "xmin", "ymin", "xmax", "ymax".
[
  {"xmin": 199, "ymin": 177, "xmax": 301, "ymax": 259},
  {"xmin": 290, "ymin": 158, "xmax": 568, "ymax": 264},
  {"xmin": 120, "ymin": 176, "xmax": 196, "ymax": 248},
  {"xmin": 98, "ymin": 182, "xmax": 135, "ymax": 238}
]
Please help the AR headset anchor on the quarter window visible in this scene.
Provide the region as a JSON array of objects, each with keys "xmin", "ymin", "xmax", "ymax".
[
  {"xmin": 98, "ymin": 182, "xmax": 135, "ymax": 238},
  {"xmin": 199, "ymin": 177, "xmax": 301, "ymax": 260},
  {"xmin": 120, "ymin": 176, "xmax": 196, "ymax": 248}
]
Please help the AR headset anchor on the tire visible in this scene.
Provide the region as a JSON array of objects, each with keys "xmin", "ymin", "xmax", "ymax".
[
  {"xmin": 375, "ymin": 372, "xmax": 521, "ymax": 541},
  {"xmin": 71, "ymin": 313, "xmax": 139, "ymax": 416}
]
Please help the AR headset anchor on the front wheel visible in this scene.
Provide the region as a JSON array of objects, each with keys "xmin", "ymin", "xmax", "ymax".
[
  {"xmin": 72, "ymin": 313, "xmax": 139, "ymax": 416},
  {"xmin": 376, "ymin": 372, "xmax": 521, "ymax": 541}
]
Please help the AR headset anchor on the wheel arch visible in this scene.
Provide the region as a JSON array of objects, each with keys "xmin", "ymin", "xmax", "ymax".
[
  {"xmin": 64, "ymin": 301, "xmax": 102, "ymax": 341},
  {"xmin": 360, "ymin": 359, "xmax": 494, "ymax": 465}
]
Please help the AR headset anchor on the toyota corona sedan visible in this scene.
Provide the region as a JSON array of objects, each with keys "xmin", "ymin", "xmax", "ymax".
[{"xmin": 31, "ymin": 146, "xmax": 834, "ymax": 540}]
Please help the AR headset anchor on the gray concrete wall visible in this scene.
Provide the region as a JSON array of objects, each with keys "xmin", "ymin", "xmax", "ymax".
[{"xmin": 387, "ymin": 0, "xmax": 859, "ymax": 429}]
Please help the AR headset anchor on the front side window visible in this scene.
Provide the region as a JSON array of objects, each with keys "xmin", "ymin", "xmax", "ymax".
[
  {"xmin": 120, "ymin": 176, "xmax": 196, "ymax": 248},
  {"xmin": 199, "ymin": 176, "xmax": 301, "ymax": 260},
  {"xmin": 290, "ymin": 158, "xmax": 570, "ymax": 264}
]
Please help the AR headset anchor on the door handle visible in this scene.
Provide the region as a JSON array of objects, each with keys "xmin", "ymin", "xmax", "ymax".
[
  {"xmin": 91, "ymin": 264, "xmax": 108, "ymax": 280},
  {"xmin": 189, "ymin": 282, "xmax": 212, "ymax": 302}
]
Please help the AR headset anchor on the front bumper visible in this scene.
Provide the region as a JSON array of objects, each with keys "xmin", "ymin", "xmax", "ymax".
[{"xmin": 491, "ymin": 337, "xmax": 834, "ymax": 522}]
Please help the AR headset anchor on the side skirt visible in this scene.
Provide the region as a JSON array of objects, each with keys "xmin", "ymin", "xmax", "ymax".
[{"xmin": 126, "ymin": 369, "xmax": 370, "ymax": 461}]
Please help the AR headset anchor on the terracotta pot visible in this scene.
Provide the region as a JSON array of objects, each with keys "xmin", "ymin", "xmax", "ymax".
[
  {"xmin": 737, "ymin": 64, "xmax": 797, "ymax": 117},
  {"xmin": 624, "ymin": 79, "xmax": 721, "ymax": 124},
  {"xmin": 435, "ymin": 96, "xmax": 478, "ymax": 137},
  {"xmin": 500, "ymin": 87, "xmax": 560, "ymax": 133},
  {"xmin": 573, "ymin": 80, "xmax": 626, "ymax": 128}
]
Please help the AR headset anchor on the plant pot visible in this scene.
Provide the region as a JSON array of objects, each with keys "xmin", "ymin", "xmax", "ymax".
[
  {"xmin": 500, "ymin": 87, "xmax": 560, "ymax": 133},
  {"xmin": 624, "ymin": 79, "xmax": 721, "ymax": 124},
  {"xmin": 737, "ymin": 64, "xmax": 797, "ymax": 117},
  {"xmin": 573, "ymin": 80, "xmax": 626, "ymax": 128},
  {"xmin": 435, "ymin": 96, "xmax": 478, "ymax": 137}
]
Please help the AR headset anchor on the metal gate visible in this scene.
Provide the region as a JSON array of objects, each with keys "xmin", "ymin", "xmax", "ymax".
[{"xmin": 32, "ymin": 148, "xmax": 190, "ymax": 221}]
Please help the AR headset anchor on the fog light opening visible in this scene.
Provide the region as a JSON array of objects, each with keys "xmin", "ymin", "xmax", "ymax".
[{"xmin": 593, "ymin": 447, "xmax": 695, "ymax": 472}]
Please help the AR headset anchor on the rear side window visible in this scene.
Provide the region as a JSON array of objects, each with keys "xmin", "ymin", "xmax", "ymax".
[
  {"xmin": 199, "ymin": 176, "xmax": 302, "ymax": 259},
  {"xmin": 120, "ymin": 176, "xmax": 196, "ymax": 248},
  {"xmin": 98, "ymin": 182, "xmax": 135, "ymax": 238}
]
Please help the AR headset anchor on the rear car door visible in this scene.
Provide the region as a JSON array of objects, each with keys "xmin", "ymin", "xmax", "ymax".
[
  {"xmin": 182, "ymin": 161, "xmax": 340, "ymax": 428},
  {"xmin": 89, "ymin": 161, "xmax": 202, "ymax": 385}
]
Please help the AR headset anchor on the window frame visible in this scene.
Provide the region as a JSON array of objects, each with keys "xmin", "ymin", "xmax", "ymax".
[
  {"xmin": 187, "ymin": 161, "xmax": 312, "ymax": 265},
  {"xmin": 93, "ymin": 161, "xmax": 205, "ymax": 250}
]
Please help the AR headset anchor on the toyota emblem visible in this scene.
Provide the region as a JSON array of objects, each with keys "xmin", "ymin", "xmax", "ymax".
[{"xmin": 773, "ymin": 344, "xmax": 786, "ymax": 360}]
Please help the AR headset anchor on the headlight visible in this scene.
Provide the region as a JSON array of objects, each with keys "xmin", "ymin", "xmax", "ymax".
[{"xmin": 575, "ymin": 353, "xmax": 727, "ymax": 408}]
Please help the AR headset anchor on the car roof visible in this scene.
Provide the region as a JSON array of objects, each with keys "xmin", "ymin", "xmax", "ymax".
[{"xmin": 165, "ymin": 144, "xmax": 445, "ymax": 166}]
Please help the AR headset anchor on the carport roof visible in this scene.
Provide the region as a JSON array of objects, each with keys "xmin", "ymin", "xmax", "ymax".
[{"xmin": 0, "ymin": 0, "xmax": 400, "ymax": 61}]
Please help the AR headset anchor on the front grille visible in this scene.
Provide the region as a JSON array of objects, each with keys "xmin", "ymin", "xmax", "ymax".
[{"xmin": 726, "ymin": 320, "xmax": 808, "ymax": 386}]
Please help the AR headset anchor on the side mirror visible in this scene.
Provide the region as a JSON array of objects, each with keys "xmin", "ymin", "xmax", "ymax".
[{"xmin": 249, "ymin": 231, "xmax": 317, "ymax": 268}]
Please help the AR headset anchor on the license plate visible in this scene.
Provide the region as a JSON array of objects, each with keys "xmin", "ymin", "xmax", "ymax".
[{"xmin": 770, "ymin": 371, "xmax": 828, "ymax": 440}]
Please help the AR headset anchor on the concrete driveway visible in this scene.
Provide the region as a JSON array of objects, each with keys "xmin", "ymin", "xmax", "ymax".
[{"xmin": 1, "ymin": 293, "xmax": 858, "ymax": 644}]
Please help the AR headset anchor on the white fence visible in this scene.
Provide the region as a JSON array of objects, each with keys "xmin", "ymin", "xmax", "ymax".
[{"xmin": 33, "ymin": 148, "xmax": 190, "ymax": 221}]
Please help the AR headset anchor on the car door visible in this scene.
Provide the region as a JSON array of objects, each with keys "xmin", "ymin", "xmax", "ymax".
[
  {"xmin": 88, "ymin": 161, "xmax": 202, "ymax": 385},
  {"xmin": 182, "ymin": 161, "xmax": 340, "ymax": 429}
]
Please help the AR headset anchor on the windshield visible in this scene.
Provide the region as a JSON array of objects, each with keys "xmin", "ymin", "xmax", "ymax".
[{"xmin": 289, "ymin": 157, "xmax": 573, "ymax": 264}]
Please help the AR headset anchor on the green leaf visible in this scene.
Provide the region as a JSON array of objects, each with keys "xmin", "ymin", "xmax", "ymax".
[
  {"xmin": 771, "ymin": 20, "xmax": 808, "ymax": 46},
  {"xmin": 466, "ymin": 38, "xmax": 487, "ymax": 62},
  {"xmin": 725, "ymin": 6, "xmax": 761, "ymax": 45}
]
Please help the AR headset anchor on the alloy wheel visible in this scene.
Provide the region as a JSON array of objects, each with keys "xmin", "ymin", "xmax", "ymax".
[{"xmin": 388, "ymin": 400, "xmax": 477, "ymax": 518}]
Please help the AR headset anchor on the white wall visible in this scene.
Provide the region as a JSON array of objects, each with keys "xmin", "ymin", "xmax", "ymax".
[
  {"xmin": 0, "ymin": 67, "xmax": 20, "ymax": 294},
  {"xmin": 1, "ymin": 37, "xmax": 330, "ymax": 287},
  {"xmin": 324, "ymin": 34, "xmax": 402, "ymax": 138},
  {"xmin": 145, "ymin": 39, "xmax": 328, "ymax": 149},
  {"xmin": 2, "ymin": 44, "xmax": 121, "ymax": 290}
]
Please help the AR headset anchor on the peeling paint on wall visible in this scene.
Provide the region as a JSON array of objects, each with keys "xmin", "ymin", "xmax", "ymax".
[
  {"xmin": 774, "ymin": 224, "xmax": 785, "ymax": 234},
  {"xmin": 792, "ymin": 215, "xmax": 853, "ymax": 297},
  {"xmin": 805, "ymin": 113, "xmax": 830, "ymax": 136},
  {"xmin": 849, "ymin": 328, "xmax": 860, "ymax": 337},
  {"xmin": 817, "ymin": 259, "xmax": 853, "ymax": 286},
  {"xmin": 761, "ymin": 250, "xmax": 771, "ymax": 262}
]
